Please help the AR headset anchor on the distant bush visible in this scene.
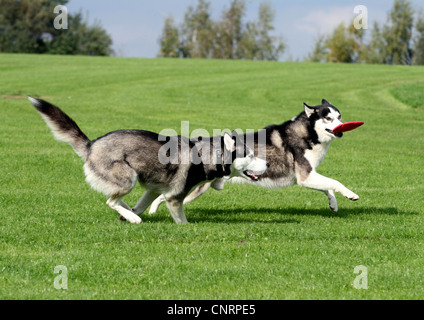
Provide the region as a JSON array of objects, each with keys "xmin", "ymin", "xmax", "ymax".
[{"xmin": 0, "ymin": 0, "xmax": 113, "ymax": 56}]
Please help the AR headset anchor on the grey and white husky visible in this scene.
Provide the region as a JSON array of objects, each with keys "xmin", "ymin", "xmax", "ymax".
[
  {"xmin": 28, "ymin": 97, "xmax": 269, "ymax": 224},
  {"xmin": 150, "ymin": 99, "xmax": 360, "ymax": 214}
]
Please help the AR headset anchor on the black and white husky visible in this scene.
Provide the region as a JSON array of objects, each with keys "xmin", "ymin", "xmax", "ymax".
[
  {"xmin": 28, "ymin": 97, "xmax": 269, "ymax": 224},
  {"xmin": 150, "ymin": 99, "xmax": 360, "ymax": 214}
]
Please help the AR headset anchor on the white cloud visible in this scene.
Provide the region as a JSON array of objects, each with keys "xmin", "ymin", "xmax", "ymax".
[{"xmin": 296, "ymin": 6, "xmax": 355, "ymax": 35}]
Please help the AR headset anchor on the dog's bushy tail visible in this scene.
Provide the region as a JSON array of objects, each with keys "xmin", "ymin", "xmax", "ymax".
[{"xmin": 28, "ymin": 97, "xmax": 91, "ymax": 161}]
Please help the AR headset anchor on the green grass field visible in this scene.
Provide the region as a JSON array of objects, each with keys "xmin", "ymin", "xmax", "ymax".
[{"xmin": 0, "ymin": 53, "xmax": 423, "ymax": 300}]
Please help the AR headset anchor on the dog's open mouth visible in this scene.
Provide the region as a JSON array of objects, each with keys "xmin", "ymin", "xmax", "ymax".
[
  {"xmin": 326, "ymin": 129, "xmax": 343, "ymax": 138},
  {"xmin": 243, "ymin": 170, "xmax": 261, "ymax": 181}
]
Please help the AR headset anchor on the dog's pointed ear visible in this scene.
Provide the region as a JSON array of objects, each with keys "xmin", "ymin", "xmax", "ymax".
[
  {"xmin": 322, "ymin": 99, "xmax": 331, "ymax": 106},
  {"xmin": 304, "ymin": 103, "xmax": 316, "ymax": 118},
  {"xmin": 223, "ymin": 132, "xmax": 235, "ymax": 152}
]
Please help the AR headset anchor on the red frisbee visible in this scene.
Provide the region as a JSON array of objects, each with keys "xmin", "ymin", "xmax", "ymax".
[{"xmin": 333, "ymin": 121, "xmax": 364, "ymax": 133}]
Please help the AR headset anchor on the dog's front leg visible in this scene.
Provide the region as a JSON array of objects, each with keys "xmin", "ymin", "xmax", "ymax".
[
  {"xmin": 149, "ymin": 181, "xmax": 216, "ymax": 215},
  {"xmin": 297, "ymin": 171, "xmax": 359, "ymax": 201},
  {"xmin": 133, "ymin": 190, "xmax": 161, "ymax": 215},
  {"xmin": 323, "ymin": 190, "xmax": 338, "ymax": 212},
  {"xmin": 149, "ymin": 195, "xmax": 166, "ymax": 214}
]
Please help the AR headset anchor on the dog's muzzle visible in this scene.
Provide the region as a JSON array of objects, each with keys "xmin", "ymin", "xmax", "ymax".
[
  {"xmin": 326, "ymin": 129, "xmax": 343, "ymax": 138},
  {"xmin": 243, "ymin": 162, "xmax": 270, "ymax": 181}
]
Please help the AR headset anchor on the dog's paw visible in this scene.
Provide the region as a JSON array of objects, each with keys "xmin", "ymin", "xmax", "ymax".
[
  {"xmin": 339, "ymin": 187, "xmax": 359, "ymax": 201},
  {"xmin": 345, "ymin": 191, "xmax": 359, "ymax": 201},
  {"xmin": 128, "ymin": 216, "xmax": 143, "ymax": 224},
  {"xmin": 120, "ymin": 215, "xmax": 142, "ymax": 224},
  {"xmin": 329, "ymin": 201, "xmax": 338, "ymax": 213},
  {"xmin": 148, "ymin": 207, "xmax": 158, "ymax": 215}
]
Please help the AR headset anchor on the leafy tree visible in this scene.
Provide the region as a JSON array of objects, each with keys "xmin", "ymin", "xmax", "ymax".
[
  {"xmin": 250, "ymin": 2, "xmax": 285, "ymax": 61},
  {"xmin": 306, "ymin": 0, "xmax": 423, "ymax": 65},
  {"xmin": 180, "ymin": 0, "xmax": 214, "ymax": 58},
  {"xmin": 214, "ymin": 0, "xmax": 246, "ymax": 59},
  {"xmin": 77, "ymin": 18, "xmax": 113, "ymax": 56},
  {"xmin": 347, "ymin": 18, "xmax": 367, "ymax": 62},
  {"xmin": 158, "ymin": 16, "xmax": 180, "ymax": 58},
  {"xmin": 363, "ymin": 0, "xmax": 414, "ymax": 65},
  {"xmin": 49, "ymin": 12, "xmax": 113, "ymax": 56},
  {"xmin": 383, "ymin": 0, "xmax": 414, "ymax": 64},
  {"xmin": 325, "ymin": 22, "xmax": 357, "ymax": 63},
  {"xmin": 306, "ymin": 33, "xmax": 328, "ymax": 63},
  {"xmin": 0, "ymin": 0, "xmax": 61, "ymax": 53},
  {"xmin": 413, "ymin": 12, "xmax": 424, "ymax": 65},
  {"xmin": 0, "ymin": 0, "xmax": 113, "ymax": 56},
  {"xmin": 159, "ymin": 0, "xmax": 285, "ymax": 61},
  {"xmin": 360, "ymin": 22, "xmax": 387, "ymax": 64}
]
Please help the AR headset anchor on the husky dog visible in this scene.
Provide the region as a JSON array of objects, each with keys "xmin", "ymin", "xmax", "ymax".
[
  {"xmin": 28, "ymin": 97, "xmax": 269, "ymax": 224},
  {"xmin": 150, "ymin": 99, "xmax": 359, "ymax": 214}
]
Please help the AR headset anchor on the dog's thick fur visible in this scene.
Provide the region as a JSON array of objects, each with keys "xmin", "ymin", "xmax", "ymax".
[
  {"xmin": 150, "ymin": 99, "xmax": 359, "ymax": 214},
  {"xmin": 29, "ymin": 97, "xmax": 268, "ymax": 224}
]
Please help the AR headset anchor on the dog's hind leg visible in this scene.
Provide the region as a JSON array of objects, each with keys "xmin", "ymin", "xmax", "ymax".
[
  {"xmin": 165, "ymin": 198, "xmax": 188, "ymax": 225},
  {"xmin": 132, "ymin": 190, "xmax": 161, "ymax": 215},
  {"xmin": 107, "ymin": 197, "xmax": 142, "ymax": 224}
]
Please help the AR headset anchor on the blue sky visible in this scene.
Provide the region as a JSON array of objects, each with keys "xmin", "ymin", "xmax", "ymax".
[{"xmin": 66, "ymin": 0, "xmax": 424, "ymax": 60}]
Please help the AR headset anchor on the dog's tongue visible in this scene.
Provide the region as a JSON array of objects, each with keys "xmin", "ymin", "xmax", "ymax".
[
  {"xmin": 333, "ymin": 121, "xmax": 364, "ymax": 133},
  {"xmin": 245, "ymin": 170, "xmax": 259, "ymax": 181}
]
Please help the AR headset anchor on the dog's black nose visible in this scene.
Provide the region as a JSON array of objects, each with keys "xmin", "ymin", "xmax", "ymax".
[{"xmin": 266, "ymin": 162, "xmax": 270, "ymax": 168}]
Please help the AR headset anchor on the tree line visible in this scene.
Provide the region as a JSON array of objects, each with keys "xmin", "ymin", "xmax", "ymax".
[
  {"xmin": 2, "ymin": 0, "xmax": 422, "ymax": 64},
  {"xmin": 0, "ymin": 0, "xmax": 113, "ymax": 56},
  {"xmin": 307, "ymin": 0, "xmax": 424, "ymax": 65},
  {"xmin": 160, "ymin": 0, "xmax": 424, "ymax": 65},
  {"xmin": 158, "ymin": 0, "xmax": 285, "ymax": 61}
]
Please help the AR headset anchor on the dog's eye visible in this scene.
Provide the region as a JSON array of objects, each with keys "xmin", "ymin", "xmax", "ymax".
[{"xmin": 325, "ymin": 117, "xmax": 332, "ymax": 122}]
